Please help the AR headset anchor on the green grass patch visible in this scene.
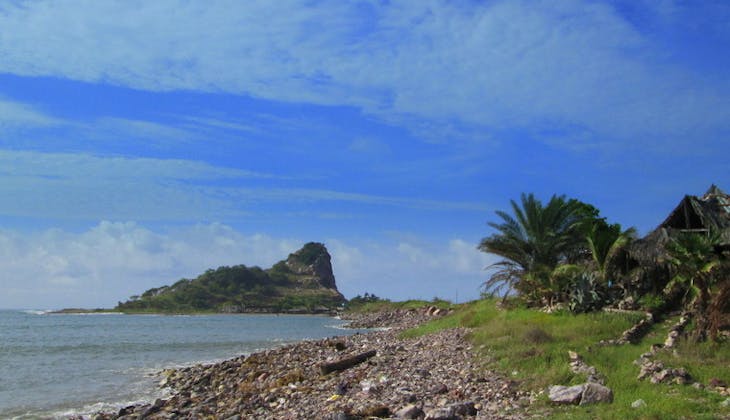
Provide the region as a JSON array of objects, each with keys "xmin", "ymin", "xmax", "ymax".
[{"xmin": 402, "ymin": 298, "xmax": 730, "ymax": 419}]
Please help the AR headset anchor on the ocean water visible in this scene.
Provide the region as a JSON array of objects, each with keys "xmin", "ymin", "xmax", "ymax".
[{"xmin": 0, "ymin": 310, "xmax": 356, "ymax": 419}]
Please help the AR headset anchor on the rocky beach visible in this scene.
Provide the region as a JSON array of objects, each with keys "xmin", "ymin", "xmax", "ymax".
[{"xmin": 87, "ymin": 308, "xmax": 533, "ymax": 419}]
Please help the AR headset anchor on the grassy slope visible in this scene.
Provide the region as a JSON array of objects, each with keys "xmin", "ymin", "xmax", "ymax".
[{"xmin": 402, "ymin": 299, "xmax": 730, "ymax": 419}]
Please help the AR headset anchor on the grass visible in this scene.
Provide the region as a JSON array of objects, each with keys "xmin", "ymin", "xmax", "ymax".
[{"xmin": 403, "ymin": 298, "xmax": 730, "ymax": 419}]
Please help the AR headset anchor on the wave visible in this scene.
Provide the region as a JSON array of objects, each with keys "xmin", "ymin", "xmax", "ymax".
[{"xmin": 21, "ymin": 309, "xmax": 51, "ymax": 315}]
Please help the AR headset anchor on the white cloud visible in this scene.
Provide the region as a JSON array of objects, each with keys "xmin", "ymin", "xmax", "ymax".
[
  {"xmin": 329, "ymin": 237, "xmax": 497, "ymax": 303},
  {"xmin": 0, "ymin": 1, "xmax": 727, "ymax": 148},
  {"xmin": 0, "ymin": 98, "xmax": 62, "ymax": 130},
  {"xmin": 0, "ymin": 223, "xmax": 494, "ymax": 309},
  {"xmin": 0, "ymin": 222, "xmax": 301, "ymax": 309}
]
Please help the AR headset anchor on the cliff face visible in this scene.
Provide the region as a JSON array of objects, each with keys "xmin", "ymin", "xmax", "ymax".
[
  {"xmin": 285, "ymin": 242, "xmax": 338, "ymax": 290},
  {"xmin": 115, "ymin": 242, "xmax": 345, "ymax": 313}
]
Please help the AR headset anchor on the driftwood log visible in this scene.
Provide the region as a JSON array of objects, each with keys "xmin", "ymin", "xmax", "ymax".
[{"xmin": 320, "ymin": 350, "xmax": 377, "ymax": 375}]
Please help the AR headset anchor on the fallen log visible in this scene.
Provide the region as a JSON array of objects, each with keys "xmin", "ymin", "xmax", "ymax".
[{"xmin": 320, "ymin": 350, "xmax": 377, "ymax": 375}]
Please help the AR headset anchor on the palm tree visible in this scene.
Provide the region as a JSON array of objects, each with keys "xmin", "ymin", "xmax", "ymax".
[
  {"xmin": 479, "ymin": 193, "xmax": 585, "ymax": 304},
  {"xmin": 666, "ymin": 231, "xmax": 724, "ymax": 341},
  {"xmin": 585, "ymin": 222, "xmax": 636, "ymax": 286}
]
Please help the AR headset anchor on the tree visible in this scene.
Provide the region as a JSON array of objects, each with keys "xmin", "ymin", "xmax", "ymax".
[
  {"xmin": 585, "ymin": 221, "xmax": 636, "ymax": 286},
  {"xmin": 666, "ymin": 231, "xmax": 725, "ymax": 341},
  {"xmin": 479, "ymin": 193, "xmax": 587, "ymax": 305}
]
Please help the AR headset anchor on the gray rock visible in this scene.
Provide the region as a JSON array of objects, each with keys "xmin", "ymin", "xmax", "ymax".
[
  {"xmin": 396, "ymin": 404, "xmax": 425, "ymax": 419},
  {"xmin": 424, "ymin": 406, "xmax": 457, "ymax": 420},
  {"xmin": 580, "ymin": 383, "xmax": 613, "ymax": 405},
  {"xmin": 631, "ymin": 399, "xmax": 646, "ymax": 408},
  {"xmin": 721, "ymin": 398, "xmax": 730, "ymax": 408},
  {"xmin": 450, "ymin": 401, "xmax": 477, "ymax": 416},
  {"xmin": 548, "ymin": 384, "xmax": 585, "ymax": 405},
  {"xmin": 430, "ymin": 383, "xmax": 448, "ymax": 395}
]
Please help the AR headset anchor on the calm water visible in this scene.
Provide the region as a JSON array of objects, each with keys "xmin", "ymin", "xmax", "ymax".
[{"xmin": 0, "ymin": 310, "xmax": 356, "ymax": 419}]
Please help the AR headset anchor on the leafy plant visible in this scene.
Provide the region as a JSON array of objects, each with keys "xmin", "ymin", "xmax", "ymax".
[
  {"xmin": 666, "ymin": 231, "xmax": 726, "ymax": 341},
  {"xmin": 479, "ymin": 193, "xmax": 587, "ymax": 305},
  {"xmin": 567, "ymin": 271, "xmax": 607, "ymax": 313}
]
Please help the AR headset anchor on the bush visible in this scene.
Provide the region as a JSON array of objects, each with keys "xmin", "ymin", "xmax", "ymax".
[{"xmin": 568, "ymin": 272, "xmax": 608, "ymax": 313}]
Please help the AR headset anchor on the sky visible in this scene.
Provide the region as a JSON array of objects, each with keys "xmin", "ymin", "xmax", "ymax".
[{"xmin": 0, "ymin": 0, "xmax": 728, "ymax": 309}]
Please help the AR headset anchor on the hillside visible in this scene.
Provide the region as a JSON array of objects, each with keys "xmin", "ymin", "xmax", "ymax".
[{"xmin": 115, "ymin": 242, "xmax": 346, "ymax": 314}]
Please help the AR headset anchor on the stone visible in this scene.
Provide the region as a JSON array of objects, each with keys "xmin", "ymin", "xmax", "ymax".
[
  {"xmin": 430, "ymin": 383, "xmax": 448, "ymax": 395},
  {"xmin": 357, "ymin": 405, "xmax": 390, "ymax": 418},
  {"xmin": 548, "ymin": 384, "xmax": 585, "ymax": 405},
  {"xmin": 720, "ymin": 398, "xmax": 730, "ymax": 408},
  {"xmin": 709, "ymin": 378, "xmax": 728, "ymax": 388},
  {"xmin": 396, "ymin": 404, "xmax": 425, "ymax": 419},
  {"xmin": 579, "ymin": 383, "xmax": 613, "ymax": 405},
  {"xmin": 424, "ymin": 406, "xmax": 457, "ymax": 420},
  {"xmin": 450, "ymin": 401, "xmax": 477, "ymax": 416},
  {"xmin": 631, "ymin": 399, "xmax": 646, "ymax": 408}
]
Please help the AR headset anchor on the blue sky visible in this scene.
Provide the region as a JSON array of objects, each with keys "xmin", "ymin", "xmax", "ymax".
[{"xmin": 0, "ymin": 0, "xmax": 728, "ymax": 309}]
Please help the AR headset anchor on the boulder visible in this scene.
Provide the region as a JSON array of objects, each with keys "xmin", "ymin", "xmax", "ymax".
[
  {"xmin": 549, "ymin": 384, "xmax": 585, "ymax": 405},
  {"xmin": 580, "ymin": 383, "xmax": 613, "ymax": 405}
]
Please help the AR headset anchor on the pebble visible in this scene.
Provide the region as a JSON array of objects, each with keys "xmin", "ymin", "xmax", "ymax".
[{"xmin": 88, "ymin": 307, "xmax": 527, "ymax": 419}]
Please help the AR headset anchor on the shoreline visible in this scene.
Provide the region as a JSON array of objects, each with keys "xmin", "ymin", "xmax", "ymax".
[{"xmin": 86, "ymin": 308, "xmax": 532, "ymax": 419}]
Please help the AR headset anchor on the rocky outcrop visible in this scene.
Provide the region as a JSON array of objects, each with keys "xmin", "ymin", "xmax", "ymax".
[{"xmin": 285, "ymin": 242, "xmax": 338, "ymax": 290}]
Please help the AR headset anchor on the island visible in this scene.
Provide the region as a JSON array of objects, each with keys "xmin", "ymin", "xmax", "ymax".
[{"xmin": 114, "ymin": 242, "xmax": 346, "ymax": 314}]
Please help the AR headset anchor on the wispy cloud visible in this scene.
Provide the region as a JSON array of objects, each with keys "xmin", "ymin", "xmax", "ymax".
[
  {"xmin": 0, "ymin": 150, "xmax": 489, "ymax": 223},
  {"xmin": 0, "ymin": 150, "xmax": 274, "ymax": 221},
  {"xmin": 0, "ymin": 98, "xmax": 62, "ymax": 130},
  {"xmin": 1, "ymin": 1, "xmax": 728, "ymax": 150}
]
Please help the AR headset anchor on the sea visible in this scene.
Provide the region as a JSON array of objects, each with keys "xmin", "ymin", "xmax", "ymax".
[{"xmin": 0, "ymin": 310, "xmax": 359, "ymax": 419}]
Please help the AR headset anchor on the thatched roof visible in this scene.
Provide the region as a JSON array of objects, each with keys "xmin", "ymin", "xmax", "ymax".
[{"xmin": 628, "ymin": 184, "xmax": 730, "ymax": 265}]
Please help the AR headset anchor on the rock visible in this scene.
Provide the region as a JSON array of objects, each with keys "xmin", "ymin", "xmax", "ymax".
[
  {"xmin": 450, "ymin": 401, "xmax": 477, "ymax": 416},
  {"xmin": 631, "ymin": 399, "xmax": 646, "ymax": 408},
  {"xmin": 330, "ymin": 411, "xmax": 358, "ymax": 420},
  {"xmin": 579, "ymin": 383, "xmax": 613, "ymax": 405},
  {"xmin": 335, "ymin": 381, "xmax": 348, "ymax": 395},
  {"xmin": 548, "ymin": 384, "xmax": 585, "ymax": 405},
  {"xmin": 721, "ymin": 398, "xmax": 730, "ymax": 408},
  {"xmin": 424, "ymin": 406, "xmax": 457, "ymax": 420},
  {"xmin": 709, "ymin": 377, "xmax": 728, "ymax": 388},
  {"xmin": 357, "ymin": 404, "xmax": 390, "ymax": 417},
  {"xmin": 431, "ymin": 383, "xmax": 449, "ymax": 395},
  {"xmin": 396, "ymin": 404, "xmax": 425, "ymax": 419}
]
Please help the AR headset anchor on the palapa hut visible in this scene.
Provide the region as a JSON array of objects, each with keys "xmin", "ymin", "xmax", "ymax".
[{"xmin": 627, "ymin": 184, "xmax": 730, "ymax": 292}]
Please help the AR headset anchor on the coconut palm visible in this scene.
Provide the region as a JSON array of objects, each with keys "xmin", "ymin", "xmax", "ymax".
[{"xmin": 479, "ymin": 193, "xmax": 585, "ymax": 304}]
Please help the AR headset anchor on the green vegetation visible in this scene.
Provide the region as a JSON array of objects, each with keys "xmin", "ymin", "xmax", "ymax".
[
  {"xmin": 344, "ymin": 295, "xmax": 454, "ymax": 313},
  {"xmin": 115, "ymin": 243, "xmax": 345, "ymax": 314},
  {"xmin": 404, "ymin": 298, "xmax": 730, "ymax": 419},
  {"xmin": 479, "ymin": 191, "xmax": 729, "ymax": 342},
  {"xmin": 459, "ymin": 189, "xmax": 730, "ymax": 416}
]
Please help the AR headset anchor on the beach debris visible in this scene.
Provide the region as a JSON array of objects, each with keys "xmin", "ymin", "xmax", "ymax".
[{"xmin": 319, "ymin": 349, "xmax": 377, "ymax": 375}]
